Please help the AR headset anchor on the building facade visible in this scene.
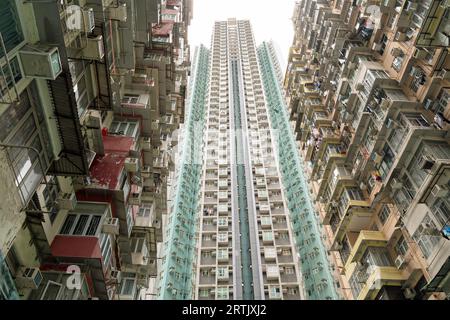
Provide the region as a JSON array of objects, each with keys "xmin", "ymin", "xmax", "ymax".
[
  {"xmin": 158, "ymin": 18, "xmax": 339, "ymax": 300},
  {"xmin": 0, "ymin": 0, "xmax": 191, "ymax": 300},
  {"xmin": 284, "ymin": 0, "xmax": 450, "ymax": 300}
]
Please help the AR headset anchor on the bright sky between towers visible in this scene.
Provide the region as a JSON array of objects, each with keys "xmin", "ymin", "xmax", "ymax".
[{"xmin": 188, "ymin": 0, "xmax": 297, "ymax": 73}]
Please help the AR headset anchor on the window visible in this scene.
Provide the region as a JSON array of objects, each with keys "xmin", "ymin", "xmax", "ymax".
[
  {"xmin": 285, "ymin": 266, "xmax": 294, "ymax": 274},
  {"xmin": 0, "ymin": 57, "xmax": 23, "ymax": 100},
  {"xmin": 99, "ymin": 233, "xmax": 112, "ymax": 268},
  {"xmin": 122, "ymin": 94, "xmax": 139, "ymax": 105},
  {"xmin": 138, "ymin": 205, "xmax": 153, "ymax": 218},
  {"xmin": 40, "ymin": 281, "xmax": 62, "ymax": 300},
  {"xmin": 378, "ymin": 205, "xmax": 390, "ymax": 225},
  {"xmin": 217, "ymin": 249, "xmax": 228, "ymax": 260},
  {"xmin": 217, "ymin": 267, "xmax": 228, "ymax": 278},
  {"xmin": 412, "ymin": 214, "xmax": 441, "ymax": 259},
  {"xmin": 378, "ymin": 144, "xmax": 395, "ymax": 179},
  {"xmin": 262, "ymin": 231, "xmax": 273, "ymax": 241},
  {"xmin": 217, "ymin": 232, "xmax": 228, "ymax": 242},
  {"xmin": 59, "ymin": 214, "xmax": 102, "ymax": 236},
  {"xmin": 216, "ymin": 287, "xmax": 229, "ymax": 300},
  {"xmin": 199, "ymin": 289, "xmax": 209, "ymax": 297},
  {"xmin": 432, "ymin": 199, "xmax": 450, "ymax": 228},
  {"xmin": 109, "ymin": 120, "xmax": 139, "ymax": 138},
  {"xmin": 201, "ymin": 269, "xmax": 209, "ymax": 277},
  {"xmin": 42, "ymin": 177, "xmax": 60, "ymax": 223},
  {"xmin": 395, "ymin": 235, "xmax": 409, "ymax": 256},
  {"xmin": 269, "ymin": 286, "xmax": 281, "ymax": 298},
  {"xmin": 218, "ymin": 218, "xmax": 227, "ymax": 227},
  {"xmin": 119, "ymin": 274, "xmax": 137, "ymax": 297}
]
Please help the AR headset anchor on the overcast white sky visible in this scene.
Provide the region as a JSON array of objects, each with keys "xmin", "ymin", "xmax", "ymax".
[{"xmin": 188, "ymin": 0, "xmax": 297, "ymax": 71}]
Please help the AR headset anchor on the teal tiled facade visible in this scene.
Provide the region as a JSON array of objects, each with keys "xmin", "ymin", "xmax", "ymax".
[
  {"xmin": 258, "ymin": 42, "xmax": 339, "ymax": 300},
  {"xmin": 158, "ymin": 45, "xmax": 210, "ymax": 299}
]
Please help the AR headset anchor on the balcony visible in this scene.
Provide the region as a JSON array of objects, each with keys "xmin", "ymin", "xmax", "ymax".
[
  {"xmin": 327, "ymin": 187, "xmax": 372, "ymax": 243},
  {"xmin": 118, "ymin": 232, "xmax": 156, "ymax": 276},
  {"xmin": 353, "ymin": 265, "xmax": 407, "ymax": 300},
  {"xmin": 27, "ymin": 270, "xmax": 92, "ymax": 300},
  {"xmin": 311, "ymin": 143, "xmax": 347, "ymax": 179},
  {"xmin": 50, "ymin": 202, "xmax": 115, "ymax": 300},
  {"xmin": 345, "ymin": 231, "xmax": 388, "ymax": 268}
]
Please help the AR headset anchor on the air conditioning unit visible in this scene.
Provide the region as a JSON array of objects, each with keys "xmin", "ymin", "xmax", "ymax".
[
  {"xmin": 431, "ymin": 184, "xmax": 450, "ymax": 198},
  {"xmin": 403, "ymin": 287, "xmax": 416, "ymax": 299},
  {"xmin": 418, "ymin": 155, "xmax": 435, "ymax": 170},
  {"xmin": 405, "ymin": 2, "xmax": 418, "ymax": 11},
  {"xmin": 438, "ymin": 69, "xmax": 450, "ymax": 80},
  {"xmin": 140, "ymin": 137, "xmax": 152, "ymax": 150},
  {"xmin": 15, "ymin": 267, "xmax": 43, "ymax": 289},
  {"xmin": 129, "ymin": 192, "xmax": 142, "ymax": 207},
  {"xmin": 19, "ymin": 46, "xmax": 62, "ymax": 80},
  {"xmin": 414, "ymin": 49, "xmax": 428, "ymax": 59},
  {"xmin": 82, "ymin": 35, "xmax": 105, "ymax": 61},
  {"xmin": 108, "ymin": 3, "xmax": 127, "ymax": 21},
  {"xmin": 395, "ymin": 31, "xmax": 407, "ymax": 41},
  {"xmin": 82, "ymin": 8, "xmax": 95, "ymax": 33},
  {"xmin": 125, "ymin": 157, "xmax": 139, "ymax": 172},
  {"xmin": 391, "ymin": 178, "xmax": 403, "ymax": 190},
  {"xmin": 395, "ymin": 255, "xmax": 405, "ymax": 269},
  {"xmin": 56, "ymin": 192, "xmax": 77, "ymax": 210},
  {"xmin": 102, "ymin": 217, "xmax": 120, "ymax": 235}
]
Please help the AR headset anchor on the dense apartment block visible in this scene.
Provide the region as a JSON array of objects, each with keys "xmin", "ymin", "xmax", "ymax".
[
  {"xmin": 158, "ymin": 18, "xmax": 339, "ymax": 300},
  {"xmin": 284, "ymin": 0, "xmax": 450, "ymax": 300},
  {"xmin": 0, "ymin": 0, "xmax": 191, "ymax": 300}
]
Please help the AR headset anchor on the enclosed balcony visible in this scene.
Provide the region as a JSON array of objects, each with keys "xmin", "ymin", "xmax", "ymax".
[
  {"xmin": 347, "ymin": 247, "xmax": 407, "ymax": 300},
  {"xmin": 50, "ymin": 202, "xmax": 116, "ymax": 300},
  {"xmin": 326, "ymin": 187, "xmax": 372, "ymax": 245},
  {"xmin": 27, "ymin": 270, "xmax": 92, "ymax": 300}
]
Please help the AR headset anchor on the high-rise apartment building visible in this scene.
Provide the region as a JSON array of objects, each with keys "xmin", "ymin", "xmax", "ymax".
[
  {"xmin": 158, "ymin": 18, "xmax": 338, "ymax": 300},
  {"xmin": 284, "ymin": 0, "xmax": 450, "ymax": 300},
  {"xmin": 0, "ymin": 0, "xmax": 192, "ymax": 300}
]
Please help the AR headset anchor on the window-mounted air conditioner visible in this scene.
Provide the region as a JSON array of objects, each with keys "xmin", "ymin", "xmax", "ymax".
[
  {"xmin": 15, "ymin": 267, "xmax": 43, "ymax": 289},
  {"xmin": 418, "ymin": 155, "xmax": 435, "ymax": 171},
  {"xmin": 82, "ymin": 35, "xmax": 105, "ymax": 61},
  {"xmin": 19, "ymin": 46, "xmax": 62, "ymax": 80},
  {"xmin": 390, "ymin": 178, "xmax": 403, "ymax": 190},
  {"xmin": 108, "ymin": 3, "xmax": 127, "ymax": 22},
  {"xmin": 431, "ymin": 184, "xmax": 450, "ymax": 198},
  {"xmin": 125, "ymin": 157, "xmax": 139, "ymax": 172},
  {"xmin": 102, "ymin": 217, "xmax": 120, "ymax": 235},
  {"xmin": 56, "ymin": 192, "xmax": 77, "ymax": 210}
]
